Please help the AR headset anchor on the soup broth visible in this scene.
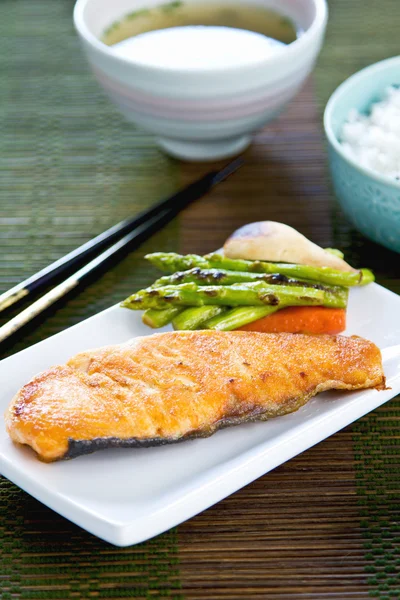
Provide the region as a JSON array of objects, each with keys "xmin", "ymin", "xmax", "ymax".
[{"xmin": 103, "ymin": 2, "xmax": 299, "ymax": 47}]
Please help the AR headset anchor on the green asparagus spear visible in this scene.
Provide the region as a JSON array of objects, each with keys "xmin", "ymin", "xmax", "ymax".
[
  {"xmin": 122, "ymin": 281, "xmax": 345, "ymax": 312},
  {"xmin": 152, "ymin": 267, "xmax": 320, "ymax": 289},
  {"xmin": 172, "ymin": 306, "xmax": 226, "ymax": 330},
  {"xmin": 145, "ymin": 252, "xmax": 374, "ymax": 287},
  {"xmin": 204, "ymin": 306, "xmax": 280, "ymax": 331},
  {"xmin": 203, "ymin": 285, "xmax": 348, "ymax": 332},
  {"xmin": 153, "ymin": 268, "xmax": 349, "ymax": 309},
  {"xmin": 321, "ymin": 286, "xmax": 349, "ymax": 308},
  {"xmin": 324, "ymin": 248, "xmax": 345, "ymax": 259},
  {"xmin": 146, "ymin": 253, "xmax": 209, "ymax": 273},
  {"xmin": 142, "ymin": 306, "xmax": 183, "ymax": 328},
  {"xmin": 205, "ymin": 254, "xmax": 375, "ymax": 287}
]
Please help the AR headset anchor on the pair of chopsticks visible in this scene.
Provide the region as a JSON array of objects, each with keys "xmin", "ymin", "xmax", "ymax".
[{"xmin": 0, "ymin": 158, "xmax": 243, "ymax": 346}]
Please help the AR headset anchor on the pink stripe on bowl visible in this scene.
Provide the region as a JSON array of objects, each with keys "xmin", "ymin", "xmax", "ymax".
[
  {"xmin": 94, "ymin": 67, "xmax": 309, "ymax": 121},
  {"xmin": 106, "ymin": 87, "xmax": 299, "ymax": 122}
]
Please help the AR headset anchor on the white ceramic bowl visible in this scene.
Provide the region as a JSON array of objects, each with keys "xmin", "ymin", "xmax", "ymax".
[{"xmin": 74, "ymin": 0, "xmax": 328, "ymax": 161}]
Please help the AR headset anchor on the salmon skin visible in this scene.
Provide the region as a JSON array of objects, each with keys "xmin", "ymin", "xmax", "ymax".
[{"xmin": 5, "ymin": 331, "xmax": 385, "ymax": 462}]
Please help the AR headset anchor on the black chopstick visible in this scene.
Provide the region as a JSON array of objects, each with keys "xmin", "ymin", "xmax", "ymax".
[
  {"xmin": 0, "ymin": 158, "xmax": 243, "ymax": 345},
  {"xmin": 0, "ymin": 157, "xmax": 244, "ymax": 315}
]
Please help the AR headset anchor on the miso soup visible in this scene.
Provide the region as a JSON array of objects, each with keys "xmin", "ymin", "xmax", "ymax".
[{"xmin": 103, "ymin": 2, "xmax": 300, "ymax": 47}]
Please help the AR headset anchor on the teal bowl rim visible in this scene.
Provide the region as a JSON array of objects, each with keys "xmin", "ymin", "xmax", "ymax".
[{"xmin": 323, "ymin": 55, "xmax": 400, "ymax": 190}]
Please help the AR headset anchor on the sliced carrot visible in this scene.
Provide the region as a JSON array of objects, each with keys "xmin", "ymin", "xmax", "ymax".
[{"xmin": 238, "ymin": 306, "xmax": 346, "ymax": 335}]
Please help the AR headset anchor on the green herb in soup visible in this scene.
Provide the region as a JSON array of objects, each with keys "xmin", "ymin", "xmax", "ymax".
[{"xmin": 103, "ymin": 2, "xmax": 299, "ymax": 46}]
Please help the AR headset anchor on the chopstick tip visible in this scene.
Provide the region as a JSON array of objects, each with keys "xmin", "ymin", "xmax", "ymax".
[{"xmin": 211, "ymin": 156, "xmax": 245, "ymax": 186}]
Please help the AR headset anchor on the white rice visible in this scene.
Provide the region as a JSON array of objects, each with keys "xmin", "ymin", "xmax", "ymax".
[{"xmin": 340, "ymin": 86, "xmax": 400, "ymax": 181}]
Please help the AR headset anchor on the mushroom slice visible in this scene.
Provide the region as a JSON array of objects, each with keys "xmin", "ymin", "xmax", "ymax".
[{"xmin": 224, "ymin": 222, "xmax": 355, "ymax": 272}]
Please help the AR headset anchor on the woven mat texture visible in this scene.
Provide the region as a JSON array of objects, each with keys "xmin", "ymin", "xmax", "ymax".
[{"xmin": 1, "ymin": 1, "xmax": 400, "ymax": 599}]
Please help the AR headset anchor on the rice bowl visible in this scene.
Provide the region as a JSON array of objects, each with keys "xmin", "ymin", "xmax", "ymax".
[{"xmin": 324, "ymin": 56, "xmax": 400, "ymax": 253}]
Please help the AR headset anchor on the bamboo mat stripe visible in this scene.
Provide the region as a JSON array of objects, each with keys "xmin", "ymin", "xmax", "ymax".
[{"xmin": 0, "ymin": 0, "xmax": 182, "ymax": 597}]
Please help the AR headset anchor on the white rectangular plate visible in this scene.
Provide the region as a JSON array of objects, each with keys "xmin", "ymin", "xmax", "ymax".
[{"xmin": 1, "ymin": 283, "xmax": 400, "ymax": 546}]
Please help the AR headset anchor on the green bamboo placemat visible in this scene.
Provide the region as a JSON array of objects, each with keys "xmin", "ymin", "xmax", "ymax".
[{"xmin": 1, "ymin": 0, "xmax": 400, "ymax": 598}]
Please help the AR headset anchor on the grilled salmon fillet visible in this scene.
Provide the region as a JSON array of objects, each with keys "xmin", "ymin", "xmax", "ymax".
[{"xmin": 5, "ymin": 331, "xmax": 385, "ymax": 461}]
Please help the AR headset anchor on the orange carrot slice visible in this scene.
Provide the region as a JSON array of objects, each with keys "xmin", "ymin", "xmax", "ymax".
[{"xmin": 239, "ymin": 306, "xmax": 346, "ymax": 335}]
